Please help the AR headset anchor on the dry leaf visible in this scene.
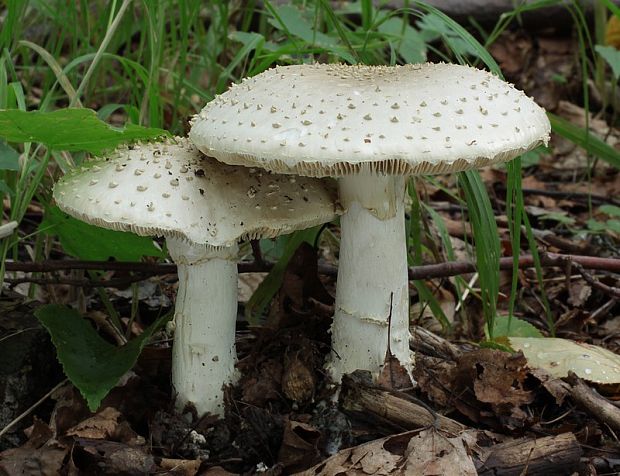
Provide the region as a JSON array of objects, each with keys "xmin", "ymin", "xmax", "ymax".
[
  {"xmin": 296, "ymin": 429, "xmax": 476, "ymax": 476},
  {"xmin": 510, "ymin": 337, "xmax": 620, "ymax": 384}
]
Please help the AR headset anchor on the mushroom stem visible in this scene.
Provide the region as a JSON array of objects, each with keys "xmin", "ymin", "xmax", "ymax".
[
  {"xmin": 328, "ymin": 174, "xmax": 412, "ymax": 382},
  {"xmin": 167, "ymin": 237, "xmax": 239, "ymax": 416}
]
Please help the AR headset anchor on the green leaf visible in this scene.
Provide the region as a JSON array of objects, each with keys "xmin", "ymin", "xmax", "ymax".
[
  {"xmin": 35, "ymin": 304, "xmax": 170, "ymax": 411},
  {"xmin": 509, "ymin": 337, "xmax": 620, "ymax": 383},
  {"xmin": 0, "ymin": 179, "xmax": 13, "ymax": 198},
  {"xmin": 549, "ymin": 113, "xmax": 620, "ymax": 169},
  {"xmin": 491, "ymin": 315, "xmax": 543, "ymax": 338},
  {"xmin": 0, "ymin": 108, "xmax": 170, "ymax": 155},
  {"xmin": 267, "ymin": 2, "xmax": 356, "ymax": 63},
  {"xmin": 40, "ymin": 206, "xmax": 164, "ymax": 261},
  {"xmin": 595, "ymin": 44, "xmax": 620, "ymax": 79},
  {"xmin": 539, "ymin": 211, "xmax": 576, "ymax": 225},
  {"xmin": 269, "ymin": 4, "xmax": 336, "ymax": 48},
  {"xmin": 599, "ymin": 204, "xmax": 620, "ymax": 217},
  {"xmin": 607, "ymin": 219, "xmax": 620, "ymax": 233},
  {"xmin": 0, "ymin": 140, "xmax": 19, "ymax": 170},
  {"xmin": 377, "ymin": 18, "xmax": 426, "ymax": 64},
  {"xmin": 586, "ymin": 218, "xmax": 608, "ymax": 232}
]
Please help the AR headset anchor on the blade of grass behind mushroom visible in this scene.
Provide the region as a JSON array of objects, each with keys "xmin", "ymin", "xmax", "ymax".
[
  {"xmin": 408, "ymin": 180, "xmax": 451, "ymax": 330},
  {"xmin": 458, "ymin": 171, "xmax": 501, "ymax": 339}
]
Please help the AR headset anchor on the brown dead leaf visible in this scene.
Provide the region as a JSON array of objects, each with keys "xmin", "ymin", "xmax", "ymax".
[
  {"xmin": 448, "ymin": 349, "xmax": 534, "ymax": 429},
  {"xmin": 241, "ymin": 359, "xmax": 283, "ymax": 406},
  {"xmin": 282, "ymin": 346, "xmax": 317, "ymax": 403},
  {"xmin": 23, "ymin": 417, "xmax": 54, "ymax": 448},
  {"xmin": 71, "ymin": 438, "xmax": 156, "ymax": 474},
  {"xmin": 200, "ymin": 467, "xmax": 238, "ymax": 475},
  {"xmin": 296, "ymin": 429, "xmax": 476, "ymax": 476},
  {"xmin": 66, "ymin": 407, "xmax": 140, "ymax": 445},
  {"xmin": 456, "ymin": 350, "xmax": 532, "ymax": 406},
  {"xmin": 568, "ymin": 281, "xmax": 592, "ymax": 308},
  {"xmin": 267, "ymin": 242, "xmax": 334, "ymax": 330},
  {"xmin": 49, "ymin": 384, "xmax": 91, "ymax": 437},
  {"xmin": 377, "ymin": 353, "xmax": 413, "ymax": 391},
  {"xmin": 159, "ymin": 457, "xmax": 201, "ymax": 475},
  {"xmin": 488, "ymin": 31, "xmax": 533, "ymax": 77},
  {"xmin": 413, "ymin": 355, "xmax": 457, "ymax": 408},
  {"xmin": 0, "ymin": 441, "xmax": 67, "ymax": 476},
  {"xmin": 66, "ymin": 407, "xmax": 122, "ymax": 440},
  {"xmin": 278, "ymin": 419, "xmax": 322, "ymax": 473}
]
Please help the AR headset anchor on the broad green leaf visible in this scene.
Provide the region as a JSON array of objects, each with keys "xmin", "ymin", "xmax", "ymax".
[
  {"xmin": 35, "ymin": 304, "xmax": 170, "ymax": 411},
  {"xmin": 0, "ymin": 140, "xmax": 19, "ymax": 170},
  {"xmin": 595, "ymin": 44, "xmax": 620, "ymax": 79},
  {"xmin": 587, "ymin": 218, "xmax": 608, "ymax": 232},
  {"xmin": 377, "ymin": 17, "xmax": 426, "ymax": 64},
  {"xmin": 40, "ymin": 206, "xmax": 164, "ymax": 261},
  {"xmin": 491, "ymin": 315, "xmax": 543, "ymax": 338},
  {"xmin": 607, "ymin": 219, "xmax": 620, "ymax": 233},
  {"xmin": 0, "ymin": 179, "xmax": 13, "ymax": 197},
  {"xmin": 519, "ymin": 150, "xmax": 542, "ymax": 168},
  {"xmin": 0, "ymin": 108, "xmax": 170, "ymax": 155},
  {"xmin": 268, "ymin": 4, "xmax": 339, "ymax": 49},
  {"xmin": 600, "ymin": 204, "xmax": 620, "ymax": 217},
  {"xmin": 510, "ymin": 337, "xmax": 620, "ymax": 384},
  {"xmin": 268, "ymin": 2, "xmax": 356, "ymax": 63},
  {"xmin": 539, "ymin": 211, "xmax": 576, "ymax": 225}
]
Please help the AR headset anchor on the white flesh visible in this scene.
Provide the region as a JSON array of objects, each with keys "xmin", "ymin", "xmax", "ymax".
[
  {"xmin": 168, "ymin": 237, "xmax": 239, "ymax": 416},
  {"xmin": 327, "ymin": 175, "xmax": 411, "ymax": 382}
]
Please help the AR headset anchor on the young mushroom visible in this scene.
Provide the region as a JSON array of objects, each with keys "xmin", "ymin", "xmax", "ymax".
[
  {"xmin": 52, "ymin": 137, "xmax": 339, "ymax": 416},
  {"xmin": 189, "ymin": 63, "xmax": 551, "ymax": 383}
]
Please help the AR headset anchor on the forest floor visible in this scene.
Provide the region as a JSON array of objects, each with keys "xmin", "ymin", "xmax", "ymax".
[{"xmin": 1, "ymin": 23, "xmax": 620, "ymax": 476}]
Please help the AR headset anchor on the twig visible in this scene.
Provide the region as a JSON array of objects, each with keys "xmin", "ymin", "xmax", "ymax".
[
  {"xmin": 4, "ymin": 260, "xmax": 269, "ymax": 274},
  {"xmin": 570, "ymin": 261, "xmax": 620, "ymax": 299},
  {"xmin": 5, "ymin": 275, "xmax": 153, "ymax": 289},
  {"xmin": 520, "ymin": 188, "xmax": 620, "ymax": 207},
  {"xmin": 0, "ymin": 379, "xmax": 68, "ymax": 439},
  {"xmin": 3, "ymin": 253, "xmax": 619, "ymax": 286},
  {"xmin": 567, "ymin": 372, "xmax": 620, "ymax": 433}
]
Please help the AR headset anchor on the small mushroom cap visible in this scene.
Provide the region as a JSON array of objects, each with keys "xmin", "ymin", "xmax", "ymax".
[
  {"xmin": 189, "ymin": 63, "xmax": 551, "ymax": 177},
  {"xmin": 53, "ymin": 138, "xmax": 339, "ymax": 247}
]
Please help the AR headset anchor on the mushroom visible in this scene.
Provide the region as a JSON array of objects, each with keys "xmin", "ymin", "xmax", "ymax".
[
  {"xmin": 189, "ymin": 63, "xmax": 551, "ymax": 382},
  {"xmin": 52, "ymin": 137, "xmax": 339, "ymax": 415}
]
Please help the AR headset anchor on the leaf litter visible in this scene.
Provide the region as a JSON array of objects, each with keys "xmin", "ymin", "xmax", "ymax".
[{"xmin": 1, "ymin": 21, "xmax": 620, "ymax": 476}]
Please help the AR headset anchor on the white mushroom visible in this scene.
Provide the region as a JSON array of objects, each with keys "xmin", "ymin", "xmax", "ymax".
[
  {"xmin": 53, "ymin": 137, "xmax": 339, "ymax": 415},
  {"xmin": 189, "ymin": 63, "xmax": 551, "ymax": 383}
]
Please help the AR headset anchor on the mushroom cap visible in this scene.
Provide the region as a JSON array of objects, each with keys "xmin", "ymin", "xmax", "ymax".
[
  {"xmin": 53, "ymin": 138, "xmax": 340, "ymax": 247},
  {"xmin": 189, "ymin": 63, "xmax": 551, "ymax": 177}
]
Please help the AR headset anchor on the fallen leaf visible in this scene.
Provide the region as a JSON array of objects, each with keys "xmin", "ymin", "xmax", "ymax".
[
  {"xmin": 510, "ymin": 337, "xmax": 620, "ymax": 384},
  {"xmin": 278, "ymin": 419, "xmax": 322, "ymax": 473},
  {"xmin": 296, "ymin": 429, "xmax": 476, "ymax": 476},
  {"xmin": 0, "ymin": 441, "xmax": 67, "ymax": 476}
]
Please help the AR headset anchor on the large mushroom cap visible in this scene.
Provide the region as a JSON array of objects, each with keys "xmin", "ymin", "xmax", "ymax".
[
  {"xmin": 189, "ymin": 63, "xmax": 551, "ymax": 177},
  {"xmin": 53, "ymin": 137, "xmax": 339, "ymax": 247}
]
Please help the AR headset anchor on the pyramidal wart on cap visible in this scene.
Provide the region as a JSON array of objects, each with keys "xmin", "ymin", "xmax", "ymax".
[
  {"xmin": 53, "ymin": 137, "xmax": 340, "ymax": 416},
  {"xmin": 189, "ymin": 63, "xmax": 551, "ymax": 383}
]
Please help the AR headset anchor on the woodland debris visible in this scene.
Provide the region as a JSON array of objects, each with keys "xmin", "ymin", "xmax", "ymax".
[
  {"xmin": 566, "ymin": 372, "xmax": 620, "ymax": 433},
  {"xmin": 296, "ymin": 428, "xmax": 477, "ymax": 476},
  {"xmin": 339, "ymin": 371, "xmax": 467, "ymax": 435},
  {"xmin": 475, "ymin": 432, "xmax": 582, "ymax": 476}
]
